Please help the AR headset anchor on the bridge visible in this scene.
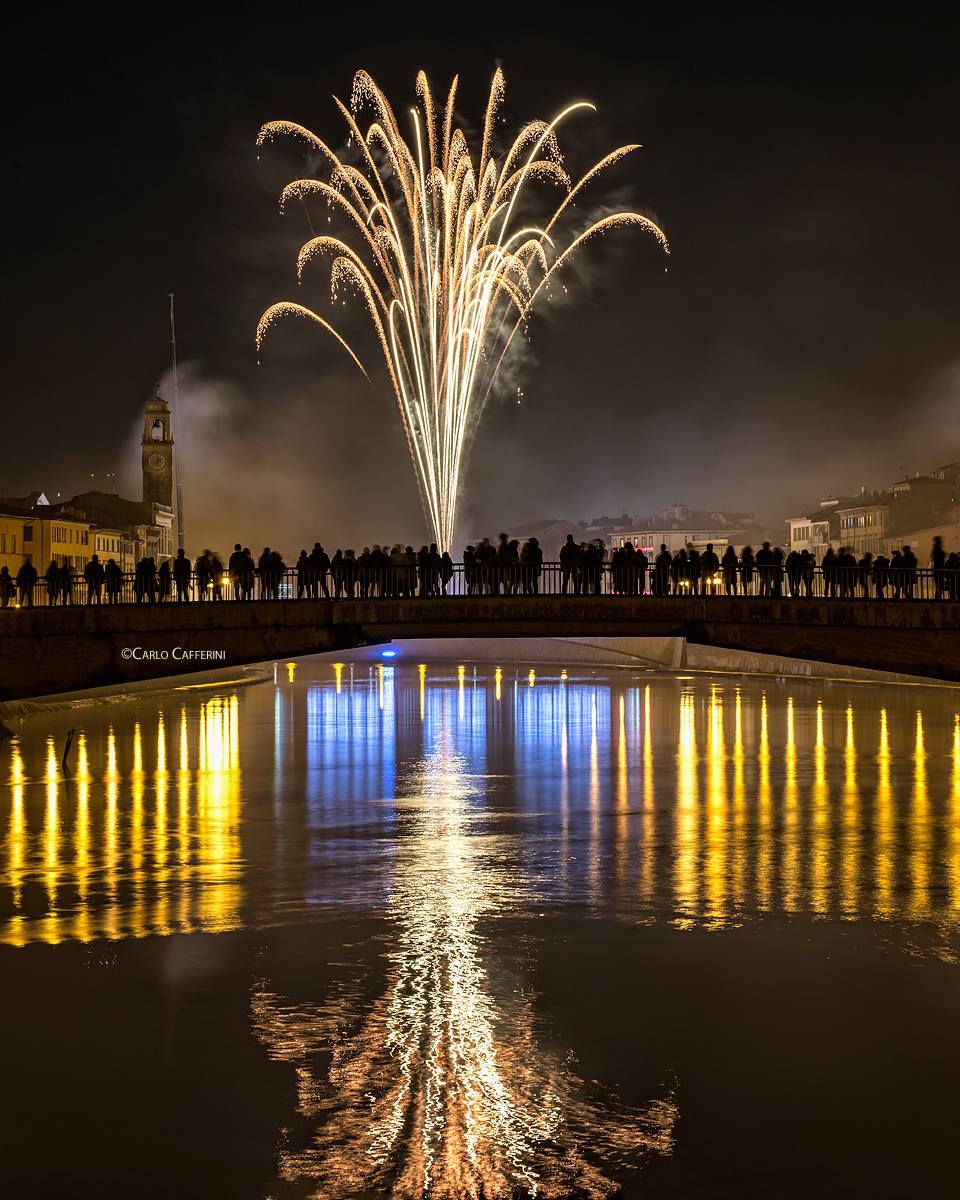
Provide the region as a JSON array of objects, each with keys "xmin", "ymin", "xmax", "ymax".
[{"xmin": 2, "ymin": 592, "xmax": 959, "ymax": 700}]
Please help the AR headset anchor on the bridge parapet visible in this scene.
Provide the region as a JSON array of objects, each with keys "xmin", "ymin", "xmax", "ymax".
[{"xmin": 2, "ymin": 594, "xmax": 959, "ymax": 700}]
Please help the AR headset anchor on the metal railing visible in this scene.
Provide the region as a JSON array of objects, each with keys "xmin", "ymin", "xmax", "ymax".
[{"xmin": 1, "ymin": 563, "xmax": 958, "ymax": 608}]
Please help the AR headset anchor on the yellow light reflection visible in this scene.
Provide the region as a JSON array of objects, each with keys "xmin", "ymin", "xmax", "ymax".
[
  {"xmin": 704, "ymin": 688, "xmax": 727, "ymax": 923},
  {"xmin": 195, "ymin": 696, "xmax": 241, "ymax": 933},
  {"xmin": 874, "ymin": 708, "xmax": 894, "ymax": 918},
  {"xmin": 7, "ymin": 743, "xmax": 26, "ymax": 945},
  {"xmin": 179, "ymin": 708, "xmax": 189, "ymax": 773},
  {"xmin": 909, "ymin": 710, "xmax": 929, "ymax": 918},
  {"xmin": 616, "ymin": 694, "xmax": 628, "ymax": 805},
  {"xmin": 640, "ymin": 684, "xmax": 654, "ymax": 904},
  {"xmin": 614, "ymin": 693, "xmax": 628, "ymax": 884},
  {"xmin": 72, "ymin": 733, "xmax": 91, "ymax": 942},
  {"xmin": 809, "ymin": 701, "xmax": 829, "ymax": 915},
  {"xmin": 674, "ymin": 692, "xmax": 698, "ymax": 923},
  {"xmin": 840, "ymin": 704, "xmax": 859, "ymax": 917},
  {"xmin": 156, "ymin": 713, "xmax": 167, "ymax": 774},
  {"xmin": 6, "ymin": 678, "xmax": 960, "ymax": 962},
  {"xmin": 107, "ymin": 726, "xmax": 118, "ymax": 778},
  {"xmin": 40, "ymin": 738, "xmax": 60, "ymax": 943},
  {"xmin": 178, "ymin": 706, "xmax": 191, "ymax": 932},
  {"xmin": 560, "ymin": 672, "xmax": 570, "ymax": 890},
  {"xmin": 781, "ymin": 696, "xmax": 798, "ymax": 911},
  {"xmin": 133, "ymin": 721, "xmax": 143, "ymax": 775},
  {"xmin": 131, "ymin": 722, "xmax": 146, "ymax": 937},
  {"xmin": 757, "ymin": 693, "xmax": 773, "ymax": 911},
  {"xmin": 2, "ymin": 701, "xmax": 248, "ymax": 947},
  {"xmin": 950, "ymin": 715, "xmax": 960, "ymax": 913},
  {"xmin": 104, "ymin": 726, "xmax": 120, "ymax": 940},
  {"xmin": 154, "ymin": 714, "xmax": 170, "ymax": 934}
]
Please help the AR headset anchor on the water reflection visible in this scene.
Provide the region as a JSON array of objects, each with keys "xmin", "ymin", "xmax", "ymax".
[
  {"xmin": 252, "ymin": 699, "xmax": 675, "ymax": 1198},
  {"xmin": 3, "ymin": 672, "xmax": 960, "ymax": 948},
  {"xmin": 5, "ymin": 665, "xmax": 960, "ymax": 1193},
  {"xmin": 0, "ymin": 695, "xmax": 240, "ymax": 945}
]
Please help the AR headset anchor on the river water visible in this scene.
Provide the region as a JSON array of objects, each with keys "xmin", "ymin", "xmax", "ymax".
[{"xmin": 2, "ymin": 660, "xmax": 960, "ymax": 1197}]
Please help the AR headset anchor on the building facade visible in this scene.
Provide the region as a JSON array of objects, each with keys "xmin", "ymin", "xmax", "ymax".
[
  {"xmin": 788, "ymin": 464, "xmax": 960, "ymax": 561},
  {"xmin": 834, "ymin": 494, "xmax": 888, "ymax": 556},
  {"xmin": 92, "ymin": 527, "xmax": 138, "ymax": 574},
  {"xmin": 0, "ymin": 496, "xmax": 92, "ymax": 576},
  {"xmin": 0, "ymin": 509, "xmax": 27, "ymax": 575}
]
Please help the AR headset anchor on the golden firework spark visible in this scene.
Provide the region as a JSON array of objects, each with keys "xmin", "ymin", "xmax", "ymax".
[{"xmin": 257, "ymin": 69, "xmax": 668, "ymax": 549}]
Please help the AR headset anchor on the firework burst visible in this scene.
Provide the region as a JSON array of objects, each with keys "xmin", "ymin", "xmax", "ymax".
[{"xmin": 257, "ymin": 69, "xmax": 668, "ymax": 549}]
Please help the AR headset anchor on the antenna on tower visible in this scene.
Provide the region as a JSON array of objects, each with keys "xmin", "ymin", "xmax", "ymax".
[{"xmin": 168, "ymin": 292, "xmax": 185, "ymax": 551}]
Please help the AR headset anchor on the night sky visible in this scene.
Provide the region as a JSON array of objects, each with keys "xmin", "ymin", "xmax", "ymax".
[{"xmin": 2, "ymin": 5, "xmax": 959, "ymax": 554}]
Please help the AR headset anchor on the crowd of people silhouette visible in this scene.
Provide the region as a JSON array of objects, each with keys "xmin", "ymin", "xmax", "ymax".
[{"xmin": 0, "ymin": 535, "xmax": 957, "ymax": 607}]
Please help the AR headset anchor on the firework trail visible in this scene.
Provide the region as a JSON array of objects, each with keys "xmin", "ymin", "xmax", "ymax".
[{"xmin": 257, "ymin": 69, "xmax": 668, "ymax": 549}]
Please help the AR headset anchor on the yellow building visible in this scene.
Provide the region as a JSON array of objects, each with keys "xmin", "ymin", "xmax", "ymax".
[
  {"xmin": 0, "ymin": 498, "xmax": 142, "ymax": 583},
  {"xmin": 92, "ymin": 526, "xmax": 138, "ymax": 574},
  {"xmin": 0, "ymin": 495, "xmax": 92, "ymax": 577},
  {"xmin": 37, "ymin": 514, "xmax": 93, "ymax": 572},
  {"xmin": 0, "ymin": 508, "xmax": 26, "ymax": 575}
]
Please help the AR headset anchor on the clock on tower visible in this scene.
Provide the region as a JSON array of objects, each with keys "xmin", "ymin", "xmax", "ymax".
[{"xmin": 142, "ymin": 392, "xmax": 175, "ymax": 510}]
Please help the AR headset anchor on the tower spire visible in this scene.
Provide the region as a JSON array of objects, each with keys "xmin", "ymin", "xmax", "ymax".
[{"xmin": 169, "ymin": 292, "xmax": 185, "ymax": 551}]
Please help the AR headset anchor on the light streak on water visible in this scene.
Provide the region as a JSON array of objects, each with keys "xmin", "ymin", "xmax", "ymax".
[{"xmin": 252, "ymin": 694, "xmax": 675, "ymax": 1197}]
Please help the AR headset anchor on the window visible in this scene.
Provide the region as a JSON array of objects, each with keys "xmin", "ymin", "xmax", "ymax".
[{"xmin": 24, "ymin": 526, "xmax": 32, "ymax": 543}]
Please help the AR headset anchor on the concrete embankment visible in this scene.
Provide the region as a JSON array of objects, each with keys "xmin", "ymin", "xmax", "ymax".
[
  {"xmin": 325, "ymin": 635, "xmax": 959, "ymax": 689},
  {"xmin": 0, "ymin": 664, "xmax": 273, "ymax": 741}
]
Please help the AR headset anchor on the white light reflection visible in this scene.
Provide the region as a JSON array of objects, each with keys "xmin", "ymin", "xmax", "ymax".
[{"xmin": 252, "ymin": 693, "xmax": 675, "ymax": 1197}]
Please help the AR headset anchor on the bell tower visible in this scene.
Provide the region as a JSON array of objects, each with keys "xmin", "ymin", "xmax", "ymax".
[{"xmin": 142, "ymin": 392, "xmax": 174, "ymax": 509}]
